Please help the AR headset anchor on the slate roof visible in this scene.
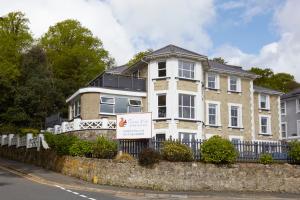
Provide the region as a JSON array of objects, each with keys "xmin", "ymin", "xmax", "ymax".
[
  {"xmin": 106, "ymin": 65, "xmax": 128, "ymax": 74},
  {"xmin": 281, "ymin": 88, "xmax": 300, "ymax": 99},
  {"xmin": 208, "ymin": 60, "xmax": 258, "ymax": 78},
  {"xmin": 145, "ymin": 44, "xmax": 207, "ymax": 59},
  {"xmin": 253, "ymin": 85, "xmax": 283, "ymax": 95}
]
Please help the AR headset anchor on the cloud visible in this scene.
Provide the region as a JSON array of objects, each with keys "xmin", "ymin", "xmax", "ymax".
[
  {"xmin": 0, "ymin": 0, "xmax": 215, "ymax": 65},
  {"xmin": 213, "ymin": 0, "xmax": 300, "ymax": 82}
]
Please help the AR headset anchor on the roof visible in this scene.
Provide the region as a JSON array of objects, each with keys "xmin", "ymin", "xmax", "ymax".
[
  {"xmin": 145, "ymin": 44, "xmax": 207, "ymax": 60},
  {"xmin": 253, "ymin": 85, "xmax": 283, "ymax": 95},
  {"xmin": 106, "ymin": 65, "xmax": 128, "ymax": 74},
  {"xmin": 208, "ymin": 60, "xmax": 259, "ymax": 79},
  {"xmin": 281, "ymin": 88, "xmax": 300, "ymax": 99}
]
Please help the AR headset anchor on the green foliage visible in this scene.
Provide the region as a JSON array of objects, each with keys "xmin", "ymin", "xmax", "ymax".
[
  {"xmin": 127, "ymin": 49, "xmax": 153, "ymax": 66},
  {"xmin": 69, "ymin": 140, "xmax": 93, "ymax": 157},
  {"xmin": 201, "ymin": 136, "xmax": 238, "ymax": 164},
  {"xmin": 44, "ymin": 133, "xmax": 78, "ymax": 155},
  {"xmin": 19, "ymin": 128, "xmax": 39, "ymax": 136},
  {"xmin": 212, "ymin": 57, "xmax": 227, "ymax": 64},
  {"xmin": 288, "ymin": 141, "xmax": 300, "ymax": 162},
  {"xmin": 115, "ymin": 153, "xmax": 135, "ymax": 162},
  {"xmin": 138, "ymin": 148, "xmax": 160, "ymax": 167},
  {"xmin": 0, "ymin": 124, "xmax": 19, "ymax": 135},
  {"xmin": 162, "ymin": 141, "xmax": 194, "ymax": 162},
  {"xmin": 92, "ymin": 136, "xmax": 118, "ymax": 159},
  {"xmin": 259, "ymin": 153, "xmax": 274, "ymax": 165},
  {"xmin": 250, "ymin": 67, "xmax": 300, "ymax": 93}
]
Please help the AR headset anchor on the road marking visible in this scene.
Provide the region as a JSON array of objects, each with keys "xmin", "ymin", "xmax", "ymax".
[{"xmin": 55, "ymin": 186, "xmax": 96, "ymax": 200}]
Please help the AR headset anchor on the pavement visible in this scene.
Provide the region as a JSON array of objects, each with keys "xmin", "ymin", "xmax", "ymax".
[{"xmin": 0, "ymin": 157, "xmax": 300, "ymax": 200}]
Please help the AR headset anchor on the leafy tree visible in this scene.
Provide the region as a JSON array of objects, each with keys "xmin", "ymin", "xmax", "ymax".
[
  {"xmin": 127, "ymin": 49, "xmax": 153, "ymax": 66},
  {"xmin": 40, "ymin": 19, "xmax": 114, "ymax": 97},
  {"xmin": 212, "ymin": 57, "xmax": 227, "ymax": 64}
]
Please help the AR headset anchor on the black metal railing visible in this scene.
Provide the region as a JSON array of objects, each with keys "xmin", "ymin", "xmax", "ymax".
[{"xmin": 118, "ymin": 138, "xmax": 293, "ymax": 163}]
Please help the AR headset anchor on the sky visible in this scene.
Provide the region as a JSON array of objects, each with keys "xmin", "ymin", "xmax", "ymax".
[{"xmin": 1, "ymin": 0, "xmax": 299, "ymax": 81}]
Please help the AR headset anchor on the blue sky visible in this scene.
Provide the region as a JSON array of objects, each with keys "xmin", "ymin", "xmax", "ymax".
[{"xmin": 1, "ymin": 0, "xmax": 300, "ymax": 80}]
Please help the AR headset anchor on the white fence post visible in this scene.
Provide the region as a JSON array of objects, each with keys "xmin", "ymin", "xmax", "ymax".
[
  {"xmin": 1, "ymin": 135, "xmax": 7, "ymax": 146},
  {"xmin": 26, "ymin": 133, "xmax": 33, "ymax": 148},
  {"xmin": 102, "ymin": 118, "xmax": 108, "ymax": 129},
  {"xmin": 73, "ymin": 118, "xmax": 81, "ymax": 131},
  {"xmin": 8, "ymin": 134, "xmax": 14, "ymax": 146},
  {"xmin": 16, "ymin": 135, "xmax": 20, "ymax": 148}
]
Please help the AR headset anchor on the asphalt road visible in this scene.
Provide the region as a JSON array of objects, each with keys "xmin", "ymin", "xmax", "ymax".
[{"xmin": 0, "ymin": 168, "xmax": 123, "ymax": 200}]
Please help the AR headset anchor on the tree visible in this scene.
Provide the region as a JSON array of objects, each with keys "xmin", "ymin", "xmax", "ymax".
[
  {"xmin": 40, "ymin": 19, "xmax": 114, "ymax": 97},
  {"xmin": 249, "ymin": 67, "xmax": 300, "ymax": 93},
  {"xmin": 127, "ymin": 49, "xmax": 153, "ymax": 66},
  {"xmin": 212, "ymin": 57, "xmax": 227, "ymax": 64}
]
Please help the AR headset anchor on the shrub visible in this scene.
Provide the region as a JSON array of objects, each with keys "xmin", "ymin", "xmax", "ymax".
[
  {"xmin": 162, "ymin": 141, "xmax": 194, "ymax": 162},
  {"xmin": 20, "ymin": 128, "xmax": 39, "ymax": 136},
  {"xmin": 44, "ymin": 133, "xmax": 78, "ymax": 155},
  {"xmin": 201, "ymin": 136, "xmax": 238, "ymax": 164},
  {"xmin": 115, "ymin": 153, "xmax": 135, "ymax": 162},
  {"xmin": 259, "ymin": 153, "xmax": 274, "ymax": 165},
  {"xmin": 138, "ymin": 148, "xmax": 160, "ymax": 167},
  {"xmin": 92, "ymin": 136, "xmax": 117, "ymax": 159},
  {"xmin": 69, "ymin": 140, "xmax": 94, "ymax": 157},
  {"xmin": 289, "ymin": 141, "xmax": 300, "ymax": 162}
]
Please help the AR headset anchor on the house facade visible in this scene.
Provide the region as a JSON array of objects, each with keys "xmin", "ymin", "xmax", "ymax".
[
  {"xmin": 66, "ymin": 44, "xmax": 282, "ymax": 142},
  {"xmin": 281, "ymin": 88, "xmax": 300, "ymax": 140}
]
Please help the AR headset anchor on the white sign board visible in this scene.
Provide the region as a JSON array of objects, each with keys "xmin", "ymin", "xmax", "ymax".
[{"xmin": 116, "ymin": 113, "xmax": 152, "ymax": 139}]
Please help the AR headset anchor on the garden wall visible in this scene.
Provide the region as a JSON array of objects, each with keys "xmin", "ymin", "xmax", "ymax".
[{"xmin": 1, "ymin": 146, "xmax": 300, "ymax": 193}]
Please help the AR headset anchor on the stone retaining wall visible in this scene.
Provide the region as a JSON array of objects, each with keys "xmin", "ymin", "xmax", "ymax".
[
  {"xmin": 0, "ymin": 146, "xmax": 300, "ymax": 193},
  {"xmin": 65, "ymin": 129, "xmax": 116, "ymax": 141}
]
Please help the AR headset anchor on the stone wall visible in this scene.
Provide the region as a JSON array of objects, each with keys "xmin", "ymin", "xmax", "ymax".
[
  {"xmin": 0, "ymin": 147, "xmax": 300, "ymax": 193},
  {"xmin": 66, "ymin": 129, "xmax": 116, "ymax": 141}
]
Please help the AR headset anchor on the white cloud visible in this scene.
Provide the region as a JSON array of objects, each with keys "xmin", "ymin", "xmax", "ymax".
[
  {"xmin": 213, "ymin": 0, "xmax": 300, "ymax": 82},
  {"xmin": 0, "ymin": 0, "xmax": 215, "ymax": 65}
]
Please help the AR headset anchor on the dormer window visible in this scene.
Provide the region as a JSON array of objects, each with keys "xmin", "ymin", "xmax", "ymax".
[
  {"xmin": 178, "ymin": 60, "xmax": 195, "ymax": 79},
  {"xmin": 158, "ymin": 61, "xmax": 166, "ymax": 77}
]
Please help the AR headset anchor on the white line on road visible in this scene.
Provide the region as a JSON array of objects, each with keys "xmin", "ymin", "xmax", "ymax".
[{"xmin": 55, "ymin": 185, "xmax": 96, "ymax": 200}]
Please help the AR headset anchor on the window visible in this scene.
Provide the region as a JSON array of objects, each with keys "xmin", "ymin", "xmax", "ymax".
[
  {"xmin": 207, "ymin": 73, "xmax": 218, "ymax": 89},
  {"xmin": 281, "ymin": 101, "xmax": 286, "ymax": 115},
  {"xmin": 297, "ymin": 99, "xmax": 300, "ymax": 113},
  {"xmin": 228, "ymin": 76, "xmax": 241, "ymax": 92},
  {"xmin": 260, "ymin": 115, "xmax": 271, "ymax": 135},
  {"xmin": 158, "ymin": 94, "xmax": 166, "ymax": 118},
  {"xmin": 100, "ymin": 97, "xmax": 115, "ymax": 113},
  {"xmin": 72, "ymin": 99, "xmax": 81, "ymax": 118},
  {"xmin": 179, "ymin": 94, "xmax": 195, "ymax": 119},
  {"xmin": 259, "ymin": 94, "xmax": 269, "ymax": 110},
  {"xmin": 128, "ymin": 99, "xmax": 142, "ymax": 113},
  {"xmin": 156, "ymin": 134, "xmax": 166, "ymax": 141},
  {"xmin": 207, "ymin": 103, "xmax": 219, "ymax": 126},
  {"xmin": 158, "ymin": 61, "xmax": 166, "ymax": 77},
  {"xmin": 179, "ymin": 132, "xmax": 196, "ymax": 143},
  {"xmin": 281, "ymin": 123, "xmax": 287, "ymax": 138},
  {"xmin": 178, "ymin": 60, "xmax": 195, "ymax": 79},
  {"xmin": 228, "ymin": 104, "xmax": 242, "ymax": 128}
]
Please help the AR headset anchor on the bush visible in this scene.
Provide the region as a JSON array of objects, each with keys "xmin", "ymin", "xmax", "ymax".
[
  {"xmin": 115, "ymin": 153, "xmax": 135, "ymax": 162},
  {"xmin": 44, "ymin": 133, "xmax": 78, "ymax": 155},
  {"xmin": 201, "ymin": 136, "xmax": 237, "ymax": 164},
  {"xmin": 289, "ymin": 141, "xmax": 300, "ymax": 162},
  {"xmin": 138, "ymin": 148, "xmax": 160, "ymax": 167},
  {"xmin": 92, "ymin": 136, "xmax": 117, "ymax": 159},
  {"xmin": 69, "ymin": 140, "xmax": 93, "ymax": 157},
  {"xmin": 162, "ymin": 141, "xmax": 194, "ymax": 162},
  {"xmin": 259, "ymin": 153, "xmax": 273, "ymax": 165},
  {"xmin": 20, "ymin": 128, "xmax": 39, "ymax": 136}
]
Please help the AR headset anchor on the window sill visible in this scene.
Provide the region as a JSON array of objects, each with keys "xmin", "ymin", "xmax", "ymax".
[
  {"xmin": 152, "ymin": 77, "xmax": 171, "ymax": 81},
  {"xmin": 99, "ymin": 113, "xmax": 116, "ymax": 116},
  {"xmin": 228, "ymin": 126, "xmax": 244, "ymax": 130},
  {"xmin": 227, "ymin": 90, "xmax": 242, "ymax": 94},
  {"xmin": 258, "ymin": 133, "xmax": 273, "ymax": 136},
  {"xmin": 205, "ymin": 125, "xmax": 222, "ymax": 128},
  {"xmin": 175, "ymin": 118, "xmax": 202, "ymax": 122},
  {"xmin": 175, "ymin": 77, "xmax": 200, "ymax": 82},
  {"xmin": 153, "ymin": 118, "xmax": 171, "ymax": 121},
  {"xmin": 259, "ymin": 108, "xmax": 270, "ymax": 111},
  {"xmin": 205, "ymin": 87, "xmax": 220, "ymax": 91}
]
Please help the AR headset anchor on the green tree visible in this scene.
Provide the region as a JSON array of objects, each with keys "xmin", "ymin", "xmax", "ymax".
[
  {"xmin": 212, "ymin": 57, "xmax": 227, "ymax": 64},
  {"xmin": 127, "ymin": 49, "xmax": 153, "ymax": 66},
  {"xmin": 40, "ymin": 19, "xmax": 114, "ymax": 97}
]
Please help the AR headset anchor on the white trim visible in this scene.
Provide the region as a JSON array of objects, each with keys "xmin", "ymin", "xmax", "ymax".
[
  {"xmin": 258, "ymin": 93, "xmax": 270, "ymax": 110},
  {"xmin": 206, "ymin": 72, "xmax": 220, "ymax": 90},
  {"xmin": 259, "ymin": 114, "xmax": 272, "ymax": 135},
  {"xmin": 297, "ymin": 120, "xmax": 300, "ymax": 136},
  {"xmin": 278, "ymin": 96, "xmax": 282, "ymax": 140},
  {"xmin": 205, "ymin": 100, "xmax": 221, "ymax": 126},
  {"xmin": 227, "ymin": 76, "xmax": 241, "ymax": 92},
  {"xmin": 280, "ymin": 101, "xmax": 286, "ymax": 115},
  {"xmin": 250, "ymin": 80, "xmax": 255, "ymax": 140},
  {"xmin": 66, "ymin": 87, "xmax": 147, "ymax": 102},
  {"xmin": 228, "ymin": 103, "xmax": 243, "ymax": 128},
  {"xmin": 296, "ymin": 99, "xmax": 300, "ymax": 113}
]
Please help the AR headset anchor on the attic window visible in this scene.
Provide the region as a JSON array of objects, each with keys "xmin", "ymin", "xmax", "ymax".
[{"xmin": 158, "ymin": 61, "xmax": 166, "ymax": 77}]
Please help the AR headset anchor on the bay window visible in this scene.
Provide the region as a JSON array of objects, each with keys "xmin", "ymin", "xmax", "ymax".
[{"xmin": 178, "ymin": 60, "xmax": 195, "ymax": 79}]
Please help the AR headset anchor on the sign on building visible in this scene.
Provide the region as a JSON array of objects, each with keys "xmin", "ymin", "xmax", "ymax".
[{"xmin": 116, "ymin": 113, "xmax": 152, "ymax": 139}]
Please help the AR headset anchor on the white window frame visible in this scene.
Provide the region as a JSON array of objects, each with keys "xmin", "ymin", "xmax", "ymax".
[
  {"xmin": 297, "ymin": 120, "xmax": 300, "ymax": 136},
  {"xmin": 281, "ymin": 101, "xmax": 286, "ymax": 115},
  {"xmin": 228, "ymin": 103, "xmax": 243, "ymax": 128},
  {"xmin": 296, "ymin": 99, "xmax": 300, "ymax": 113},
  {"xmin": 178, "ymin": 60, "xmax": 195, "ymax": 80},
  {"xmin": 228, "ymin": 76, "xmax": 241, "ymax": 92},
  {"xmin": 100, "ymin": 96, "xmax": 115, "ymax": 114},
  {"xmin": 157, "ymin": 94, "xmax": 167, "ymax": 118},
  {"xmin": 158, "ymin": 61, "xmax": 167, "ymax": 78},
  {"xmin": 259, "ymin": 94, "xmax": 270, "ymax": 110},
  {"xmin": 206, "ymin": 101, "xmax": 221, "ymax": 126},
  {"xmin": 259, "ymin": 115, "xmax": 271, "ymax": 135},
  {"xmin": 73, "ymin": 98, "xmax": 81, "ymax": 118},
  {"xmin": 128, "ymin": 99, "xmax": 142, "ymax": 113},
  {"xmin": 178, "ymin": 94, "xmax": 195, "ymax": 119},
  {"xmin": 206, "ymin": 72, "xmax": 219, "ymax": 90},
  {"xmin": 281, "ymin": 122, "xmax": 287, "ymax": 139}
]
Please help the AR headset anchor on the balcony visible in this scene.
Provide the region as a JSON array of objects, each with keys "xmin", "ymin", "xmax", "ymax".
[{"xmin": 89, "ymin": 73, "xmax": 146, "ymax": 92}]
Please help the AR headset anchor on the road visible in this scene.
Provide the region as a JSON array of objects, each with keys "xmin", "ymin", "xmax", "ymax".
[{"xmin": 0, "ymin": 158, "xmax": 299, "ymax": 200}]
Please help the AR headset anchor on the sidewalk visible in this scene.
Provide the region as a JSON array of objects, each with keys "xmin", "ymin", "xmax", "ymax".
[{"xmin": 0, "ymin": 157, "xmax": 299, "ymax": 200}]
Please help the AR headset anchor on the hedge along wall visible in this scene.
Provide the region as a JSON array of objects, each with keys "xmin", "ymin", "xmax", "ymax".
[{"xmin": 1, "ymin": 146, "xmax": 300, "ymax": 193}]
